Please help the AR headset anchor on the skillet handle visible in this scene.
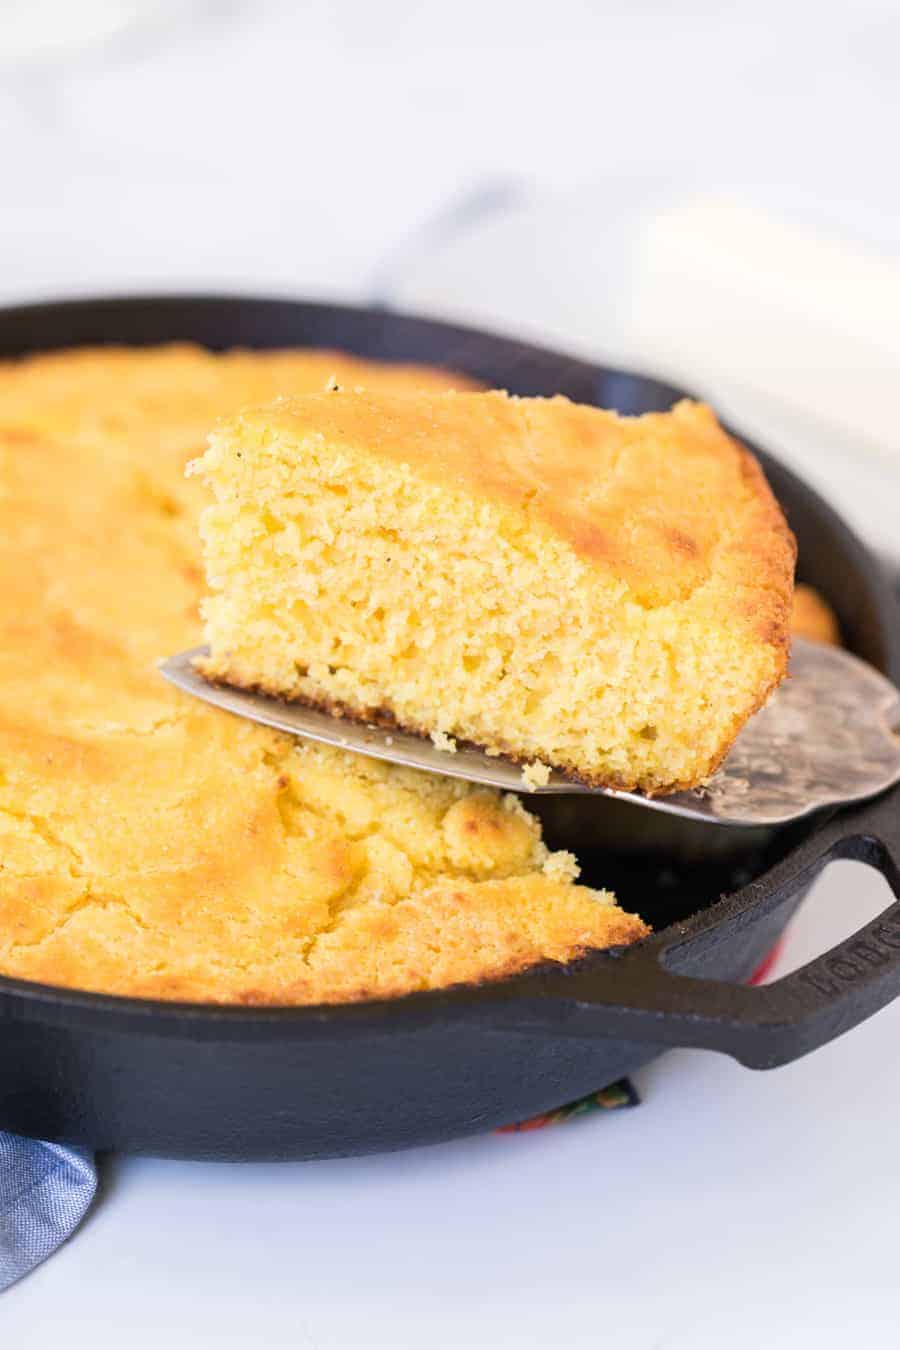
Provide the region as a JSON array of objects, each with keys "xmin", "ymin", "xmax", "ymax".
[{"xmin": 513, "ymin": 786, "xmax": 900, "ymax": 1069}]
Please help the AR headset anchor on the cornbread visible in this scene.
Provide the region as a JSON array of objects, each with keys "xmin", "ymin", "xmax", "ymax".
[
  {"xmin": 195, "ymin": 390, "xmax": 796, "ymax": 794},
  {"xmin": 792, "ymin": 583, "xmax": 841, "ymax": 646},
  {"xmin": 0, "ymin": 344, "xmax": 648, "ymax": 1003}
]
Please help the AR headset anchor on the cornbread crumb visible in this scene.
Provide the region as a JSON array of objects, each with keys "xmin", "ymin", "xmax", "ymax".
[
  {"xmin": 540, "ymin": 849, "xmax": 580, "ymax": 883},
  {"xmin": 196, "ymin": 389, "xmax": 796, "ymax": 794},
  {"xmin": 0, "ymin": 344, "xmax": 649, "ymax": 1004},
  {"xmin": 430, "ymin": 729, "xmax": 458, "ymax": 753},
  {"xmin": 521, "ymin": 761, "xmax": 552, "ymax": 790}
]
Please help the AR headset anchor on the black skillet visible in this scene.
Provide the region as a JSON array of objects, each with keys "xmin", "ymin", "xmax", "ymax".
[{"xmin": 1, "ymin": 295, "xmax": 899, "ymax": 1161}]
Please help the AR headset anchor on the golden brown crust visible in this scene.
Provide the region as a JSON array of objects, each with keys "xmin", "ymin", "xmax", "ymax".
[
  {"xmin": 227, "ymin": 391, "xmax": 796, "ymax": 618},
  {"xmin": 118, "ymin": 892, "xmax": 650, "ymax": 1007}
]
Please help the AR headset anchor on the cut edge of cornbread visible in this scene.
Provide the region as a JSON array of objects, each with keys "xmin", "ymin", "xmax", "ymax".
[
  {"xmin": 0, "ymin": 731, "xmax": 652, "ymax": 1006},
  {"xmin": 192, "ymin": 389, "xmax": 796, "ymax": 796}
]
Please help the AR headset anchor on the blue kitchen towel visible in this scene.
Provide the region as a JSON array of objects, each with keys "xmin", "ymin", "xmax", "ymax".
[{"xmin": 0, "ymin": 1134, "xmax": 97, "ymax": 1292}]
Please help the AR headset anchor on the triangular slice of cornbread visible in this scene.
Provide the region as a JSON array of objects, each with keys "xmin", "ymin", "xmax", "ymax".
[{"xmin": 192, "ymin": 390, "xmax": 795, "ymax": 794}]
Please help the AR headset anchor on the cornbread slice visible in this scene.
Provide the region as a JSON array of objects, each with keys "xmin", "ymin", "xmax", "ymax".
[
  {"xmin": 0, "ymin": 344, "xmax": 648, "ymax": 1004},
  {"xmin": 194, "ymin": 390, "xmax": 796, "ymax": 793}
]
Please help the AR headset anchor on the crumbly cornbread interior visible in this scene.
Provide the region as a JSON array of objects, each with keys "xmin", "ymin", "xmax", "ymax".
[
  {"xmin": 196, "ymin": 390, "xmax": 796, "ymax": 794},
  {"xmin": 0, "ymin": 344, "xmax": 649, "ymax": 1003}
]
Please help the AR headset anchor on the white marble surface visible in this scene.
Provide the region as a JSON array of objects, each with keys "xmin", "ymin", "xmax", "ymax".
[
  {"xmin": 3, "ymin": 0, "xmax": 899, "ymax": 306},
  {"xmin": 2, "ymin": 1, "xmax": 900, "ymax": 1342}
]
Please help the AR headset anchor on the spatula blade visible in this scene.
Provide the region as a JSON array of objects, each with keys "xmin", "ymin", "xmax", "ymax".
[{"xmin": 158, "ymin": 639, "xmax": 900, "ymax": 828}]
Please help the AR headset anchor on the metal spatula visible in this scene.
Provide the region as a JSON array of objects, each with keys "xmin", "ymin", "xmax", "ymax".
[{"xmin": 159, "ymin": 638, "xmax": 900, "ymax": 828}]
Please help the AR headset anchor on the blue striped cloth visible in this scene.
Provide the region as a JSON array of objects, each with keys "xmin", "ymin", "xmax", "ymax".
[{"xmin": 0, "ymin": 1135, "xmax": 96, "ymax": 1292}]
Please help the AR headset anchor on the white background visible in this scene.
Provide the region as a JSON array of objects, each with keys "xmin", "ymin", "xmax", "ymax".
[{"xmin": 2, "ymin": 2, "xmax": 900, "ymax": 1344}]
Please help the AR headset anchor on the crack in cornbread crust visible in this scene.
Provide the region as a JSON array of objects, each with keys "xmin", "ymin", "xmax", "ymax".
[
  {"xmin": 196, "ymin": 390, "xmax": 796, "ymax": 794},
  {"xmin": 0, "ymin": 731, "xmax": 651, "ymax": 1003},
  {"xmin": 0, "ymin": 345, "xmax": 649, "ymax": 1004}
]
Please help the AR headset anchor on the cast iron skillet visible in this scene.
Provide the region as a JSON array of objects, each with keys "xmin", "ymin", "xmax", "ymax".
[{"xmin": 1, "ymin": 296, "xmax": 899, "ymax": 1161}]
